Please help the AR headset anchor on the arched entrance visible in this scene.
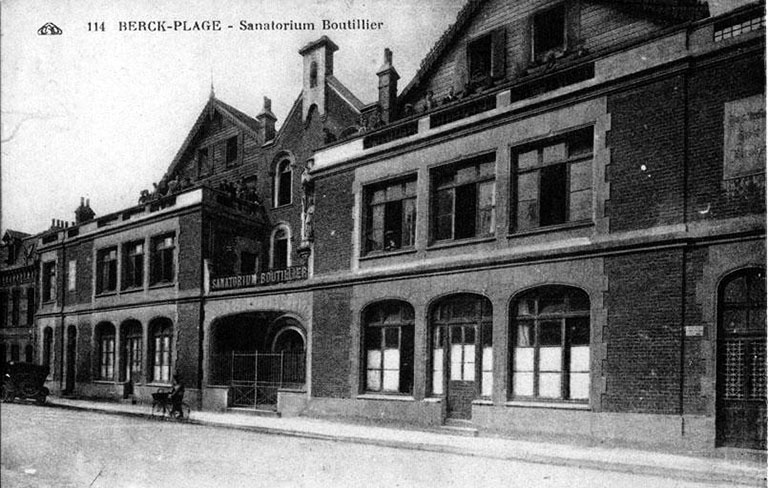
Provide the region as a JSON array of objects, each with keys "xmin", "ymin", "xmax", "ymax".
[
  {"xmin": 716, "ymin": 268, "xmax": 766, "ymax": 449},
  {"xmin": 430, "ymin": 294, "xmax": 492, "ymax": 420},
  {"xmin": 209, "ymin": 312, "xmax": 306, "ymax": 409}
]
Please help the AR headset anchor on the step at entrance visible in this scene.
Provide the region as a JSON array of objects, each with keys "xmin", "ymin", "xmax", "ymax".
[{"xmin": 441, "ymin": 418, "xmax": 479, "ymax": 437}]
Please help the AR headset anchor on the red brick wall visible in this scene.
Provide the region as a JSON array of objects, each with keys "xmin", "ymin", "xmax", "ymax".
[
  {"xmin": 311, "ymin": 287, "xmax": 352, "ymax": 398},
  {"xmin": 606, "ymin": 75, "xmax": 686, "ymax": 232},
  {"xmin": 603, "ymin": 249, "xmax": 684, "ymax": 414},
  {"xmin": 313, "ymin": 170, "xmax": 355, "ymax": 275},
  {"xmin": 176, "ymin": 302, "xmax": 201, "ymax": 388},
  {"xmin": 178, "ymin": 212, "xmax": 202, "ymax": 291}
]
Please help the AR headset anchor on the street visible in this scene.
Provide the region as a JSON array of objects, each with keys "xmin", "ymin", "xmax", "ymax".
[{"xmin": 0, "ymin": 403, "xmax": 753, "ymax": 488}]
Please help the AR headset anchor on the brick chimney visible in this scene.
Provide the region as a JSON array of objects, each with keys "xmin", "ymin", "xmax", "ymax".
[
  {"xmin": 377, "ymin": 48, "xmax": 400, "ymax": 124},
  {"xmin": 256, "ymin": 96, "xmax": 277, "ymax": 142},
  {"xmin": 74, "ymin": 197, "xmax": 95, "ymax": 224},
  {"xmin": 298, "ymin": 36, "xmax": 339, "ymax": 121}
]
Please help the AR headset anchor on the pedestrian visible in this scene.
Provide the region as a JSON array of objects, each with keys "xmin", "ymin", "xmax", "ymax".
[{"xmin": 169, "ymin": 374, "xmax": 185, "ymax": 418}]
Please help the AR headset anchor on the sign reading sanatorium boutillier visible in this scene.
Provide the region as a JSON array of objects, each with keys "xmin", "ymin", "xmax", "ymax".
[{"xmin": 210, "ymin": 265, "xmax": 309, "ymax": 290}]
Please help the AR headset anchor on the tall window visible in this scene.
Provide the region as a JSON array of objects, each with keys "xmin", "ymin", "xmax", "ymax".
[
  {"xmin": 96, "ymin": 247, "xmax": 118, "ymax": 294},
  {"xmin": 363, "ymin": 301, "xmax": 414, "ymax": 394},
  {"xmin": 122, "ymin": 322, "xmax": 142, "ymax": 382},
  {"xmin": 43, "ymin": 327, "xmax": 53, "ymax": 370},
  {"xmin": 512, "ymin": 127, "xmax": 593, "ymax": 232},
  {"xmin": 24, "ymin": 345, "xmax": 33, "ymax": 363},
  {"xmin": 431, "ymin": 153, "xmax": 496, "ymax": 242},
  {"xmin": 68, "ymin": 260, "xmax": 77, "ymax": 291},
  {"xmin": 225, "ymin": 136, "xmax": 239, "ymax": 166},
  {"xmin": 150, "ymin": 234, "xmax": 175, "ymax": 285},
  {"xmin": 11, "ymin": 344, "xmax": 19, "ymax": 362},
  {"xmin": 11, "ymin": 289, "xmax": 20, "ymax": 326},
  {"xmin": 0, "ymin": 291, "xmax": 6, "ymax": 327},
  {"xmin": 271, "ymin": 226, "xmax": 290, "ymax": 270},
  {"xmin": 123, "ymin": 241, "xmax": 144, "ymax": 289},
  {"xmin": 275, "ymin": 160, "xmax": 292, "ymax": 207},
  {"xmin": 364, "ymin": 177, "xmax": 417, "ymax": 254},
  {"xmin": 42, "ymin": 261, "xmax": 56, "ymax": 302},
  {"xmin": 467, "ymin": 27, "xmax": 506, "ymax": 87},
  {"xmin": 97, "ymin": 323, "xmax": 116, "ymax": 380},
  {"xmin": 150, "ymin": 319, "xmax": 172, "ymax": 383},
  {"xmin": 309, "ymin": 61, "xmax": 318, "ymax": 88},
  {"xmin": 511, "ymin": 286, "xmax": 590, "ymax": 401},
  {"xmin": 532, "ymin": 4, "xmax": 566, "ymax": 63},
  {"xmin": 431, "ymin": 295, "xmax": 493, "ymax": 397}
]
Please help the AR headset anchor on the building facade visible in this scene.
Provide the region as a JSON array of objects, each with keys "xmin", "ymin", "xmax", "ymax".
[
  {"xmin": 0, "ymin": 230, "xmax": 38, "ymax": 364},
  {"xmin": 29, "ymin": 0, "xmax": 766, "ymax": 453}
]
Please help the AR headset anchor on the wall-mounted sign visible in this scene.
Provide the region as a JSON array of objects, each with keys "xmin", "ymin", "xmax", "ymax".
[
  {"xmin": 723, "ymin": 94, "xmax": 765, "ymax": 179},
  {"xmin": 210, "ymin": 265, "xmax": 308, "ymax": 291}
]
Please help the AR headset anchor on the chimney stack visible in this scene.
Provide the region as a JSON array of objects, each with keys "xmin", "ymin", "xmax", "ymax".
[
  {"xmin": 256, "ymin": 96, "xmax": 277, "ymax": 142},
  {"xmin": 75, "ymin": 196, "xmax": 96, "ymax": 224},
  {"xmin": 377, "ymin": 48, "xmax": 400, "ymax": 124}
]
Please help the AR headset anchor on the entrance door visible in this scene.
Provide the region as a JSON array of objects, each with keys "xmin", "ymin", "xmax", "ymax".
[
  {"xmin": 431, "ymin": 295, "xmax": 493, "ymax": 420},
  {"xmin": 717, "ymin": 269, "xmax": 766, "ymax": 450},
  {"xmin": 65, "ymin": 326, "xmax": 76, "ymax": 393}
]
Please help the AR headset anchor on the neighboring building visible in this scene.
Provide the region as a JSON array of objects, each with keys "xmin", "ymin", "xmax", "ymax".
[
  {"xmin": 0, "ymin": 230, "xmax": 38, "ymax": 364},
  {"xmin": 307, "ymin": 1, "xmax": 766, "ymax": 452},
  {"xmin": 31, "ymin": 0, "xmax": 766, "ymax": 454}
]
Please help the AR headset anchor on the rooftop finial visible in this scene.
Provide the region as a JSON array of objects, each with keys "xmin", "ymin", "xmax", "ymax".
[{"xmin": 210, "ymin": 68, "xmax": 215, "ymax": 99}]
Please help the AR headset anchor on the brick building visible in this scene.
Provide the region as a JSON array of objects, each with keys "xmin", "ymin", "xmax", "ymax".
[
  {"xmin": 304, "ymin": 1, "xmax": 766, "ymax": 451},
  {"xmin": 28, "ymin": 0, "xmax": 765, "ymax": 453},
  {"xmin": 0, "ymin": 230, "xmax": 38, "ymax": 364}
]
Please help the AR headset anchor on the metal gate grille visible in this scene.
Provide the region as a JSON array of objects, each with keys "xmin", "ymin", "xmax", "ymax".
[{"xmin": 230, "ymin": 352, "xmax": 305, "ymax": 408}]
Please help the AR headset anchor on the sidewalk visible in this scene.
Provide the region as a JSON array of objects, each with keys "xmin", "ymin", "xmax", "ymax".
[{"xmin": 45, "ymin": 396, "xmax": 765, "ymax": 486}]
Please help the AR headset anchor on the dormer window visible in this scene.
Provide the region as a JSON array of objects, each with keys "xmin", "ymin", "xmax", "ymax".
[
  {"xmin": 197, "ymin": 147, "xmax": 211, "ymax": 177},
  {"xmin": 466, "ymin": 28, "xmax": 506, "ymax": 88},
  {"xmin": 533, "ymin": 4, "xmax": 566, "ymax": 63}
]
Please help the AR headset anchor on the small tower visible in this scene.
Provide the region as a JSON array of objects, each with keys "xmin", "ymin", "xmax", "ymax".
[
  {"xmin": 377, "ymin": 48, "xmax": 400, "ymax": 124},
  {"xmin": 298, "ymin": 36, "xmax": 339, "ymax": 121}
]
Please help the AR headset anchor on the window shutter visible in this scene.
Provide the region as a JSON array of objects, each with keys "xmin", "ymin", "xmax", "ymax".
[
  {"xmin": 490, "ymin": 26, "xmax": 506, "ymax": 80},
  {"xmin": 455, "ymin": 42, "xmax": 469, "ymax": 91}
]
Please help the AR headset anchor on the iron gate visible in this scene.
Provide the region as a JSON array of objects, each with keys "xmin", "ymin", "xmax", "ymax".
[{"xmin": 230, "ymin": 351, "xmax": 305, "ymax": 408}]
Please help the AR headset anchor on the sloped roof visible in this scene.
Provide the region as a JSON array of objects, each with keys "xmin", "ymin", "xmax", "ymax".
[
  {"xmin": 399, "ymin": 0, "xmax": 709, "ymax": 102},
  {"xmin": 166, "ymin": 96, "xmax": 262, "ymax": 177},
  {"xmin": 328, "ymin": 75, "xmax": 365, "ymax": 112},
  {"xmin": 3, "ymin": 230, "xmax": 31, "ymax": 242}
]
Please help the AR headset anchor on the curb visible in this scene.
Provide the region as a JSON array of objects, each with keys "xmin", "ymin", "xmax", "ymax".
[{"xmin": 42, "ymin": 401, "xmax": 766, "ymax": 487}]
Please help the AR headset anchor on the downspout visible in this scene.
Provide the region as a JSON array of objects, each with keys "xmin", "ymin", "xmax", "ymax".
[{"xmin": 679, "ymin": 26, "xmax": 692, "ymax": 429}]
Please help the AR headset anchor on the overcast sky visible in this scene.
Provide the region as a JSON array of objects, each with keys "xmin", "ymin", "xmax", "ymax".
[{"xmin": 1, "ymin": 0, "xmax": 753, "ymax": 235}]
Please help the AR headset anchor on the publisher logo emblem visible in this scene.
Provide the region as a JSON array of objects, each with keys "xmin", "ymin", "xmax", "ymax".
[{"xmin": 37, "ymin": 23, "xmax": 62, "ymax": 35}]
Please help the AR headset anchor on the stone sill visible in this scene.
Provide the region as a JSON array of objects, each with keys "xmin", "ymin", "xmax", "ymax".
[
  {"xmin": 505, "ymin": 400, "xmax": 590, "ymax": 410},
  {"xmin": 357, "ymin": 394, "xmax": 415, "ymax": 402}
]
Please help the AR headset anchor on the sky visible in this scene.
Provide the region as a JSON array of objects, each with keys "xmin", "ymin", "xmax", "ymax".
[{"xmin": 0, "ymin": 0, "xmax": 754, "ymax": 235}]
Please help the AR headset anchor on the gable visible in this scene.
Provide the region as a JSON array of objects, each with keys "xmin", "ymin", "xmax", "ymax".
[{"xmin": 400, "ymin": 0, "xmax": 705, "ymax": 108}]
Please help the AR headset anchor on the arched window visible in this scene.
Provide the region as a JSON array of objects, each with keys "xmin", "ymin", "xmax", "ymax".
[
  {"xmin": 275, "ymin": 160, "xmax": 292, "ymax": 207},
  {"xmin": 96, "ymin": 322, "xmax": 116, "ymax": 380},
  {"xmin": 510, "ymin": 286, "xmax": 590, "ymax": 401},
  {"xmin": 150, "ymin": 319, "xmax": 173, "ymax": 383},
  {"xmin": 121, "ymin": 320, "xmax": 143, "ymax": 382},
  {"xmin": 270, "ymin": 225, "xmax": 291, "ymax": 270},
  {"xmin": 363, "ymin": 301, "xmax": 414, "ymax": 394},
  {"xmin": 24, "ymin": 344, "xmax": 33, "ymax": 363},
  {"xmin": 43, "ymin": 327, "xmax": 53, "ymax": 369},
  {"xmin": 309, "ymin": 61, "xmax": 318, "ymax": 88},
  {"xmin": 430, "ymin": 294, "xmax": 493, "ymax": 409}
]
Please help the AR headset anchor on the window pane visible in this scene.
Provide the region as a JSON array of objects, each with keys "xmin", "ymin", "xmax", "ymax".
[
  {"xmin": 454, "ymin": 184, "xmax": 477, "ymax": 239},
  {"xmin": 514, "ymin": 347, "xmax": 534, "ymax": 372},
  {"xmin": 542, "ymin": 143, "xmax": 566, "ymax": 164},
  {"xmin": 539, "ymin": 321, "xmax": 562, "ymax": 346},
  {"xmin": 482, "ymin": 347, "xmax": 493, "ymax": 371},
  {"xmin": 724, "ymin": 275, "xmax": 748, "ymax": 303},
  {"xmin": 450, "ymin": 344, "xmax": 463, "ymax": 380},
  {"xmin": 567, "ymin": 317, "xmax": 590, "ymax": 346},
  {"xmin": 539, "ymin": 346, "xmax": 562, "ymax": 372},
  {"xmin": 750, "ymin": 308, "xmax": 766, "ymax": 329},
  {"xmin": 367, "ymin": 349, "xmax": 382, "ymax": 369},
  {"xmin": 464, "ymin": 326, "xmax": 476, "ymax": 345},
  {"xmin": 383, "ymin": 348, "xmax": 400, "ymax": 369},
  {"xmin": 722, "ymin": 309, "xmax": 747, "ymax": 331},
  {"xmin": 367, "ymin": 370, "xmax": 381, "ymax": 391},
  {"xmin": 517, "ymin": 200, "xmax": 538, "ymax": 231},
  {"xmin": 516, "ymin": 300, "xmax": 535, "ymax": 317},
  {"xmin": 518, "ymin": 150, "xmax": 539, "ymax": 170},
  {"xmin": 477, "ymin": 181, "xmax": 495, "ymax": 236},
  {"xmin": 433, "ymin": 369, "xmax": 443, "ymax": 395},
  {"xmin": 540, "ymin": 164, "xmax": 567, "ymax": 226},
  {"xmin": 517, "ymin": 171, "xmax": 539, "ymax": 201},
  {"xmin": 434, "ymin": 189, "xmax": 454, "ymax": 240},
  {"xmin": 516, "ymin": 321, "xmax": 534, "ymax": 347},
  {"xmin": 402, "ymin": 198, "xmax": 417, "ymax": 248},
  {"xmin": 382, "ymin": 370, "xmax": 399, "ymax": 391},
  {"xmin": 367, "ymin": 204, "xmax": 384, "ymax": 252},
  {"xmin": 463, "ymin": 345, "xmax": 476, "ymax": 381},
  {"xmin": 568, "ymin": 128, "xmax": 594, "ymax": 157},
  {"xmin": 384, "ymin": 327, "xmax": 399, "ymax": 348},
  {"xmin": 514, "ymin": 372, "xmax": 534, "ymax": 396},
  {"xmin": 570, "ymin": 346, "xmax": 590, "ymax": 372},
  {"xmin": 539, "ymin": 373, "xmax": 561, "ymax": 398},
  {"xmin": 482, "ymin": 372, "xmax": 493, "ymax": 397},
  {"xmin": 451, "ymin": 326, "xmax": 464, "ymax": 344},
  {"xmin": 569, "ymin": 373, "xmax": 590, "ymax": 400},
  {"xmin": 570, "ymin": 160, "xmax": 592, "ymax": 192}
]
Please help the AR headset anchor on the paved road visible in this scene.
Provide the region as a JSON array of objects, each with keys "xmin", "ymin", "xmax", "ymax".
[{"xmin": 0, "ymin": 403, "xmax": 752, "ymax": 488}]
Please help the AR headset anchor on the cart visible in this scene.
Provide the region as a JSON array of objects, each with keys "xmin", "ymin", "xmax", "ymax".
[
  {"xmin": 1, "ymin": 362, "xmax": 50, "ymax": 405},
  {"xmin": 151, "ymin": 388, "xmax": 190, "ymax": 419}
]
